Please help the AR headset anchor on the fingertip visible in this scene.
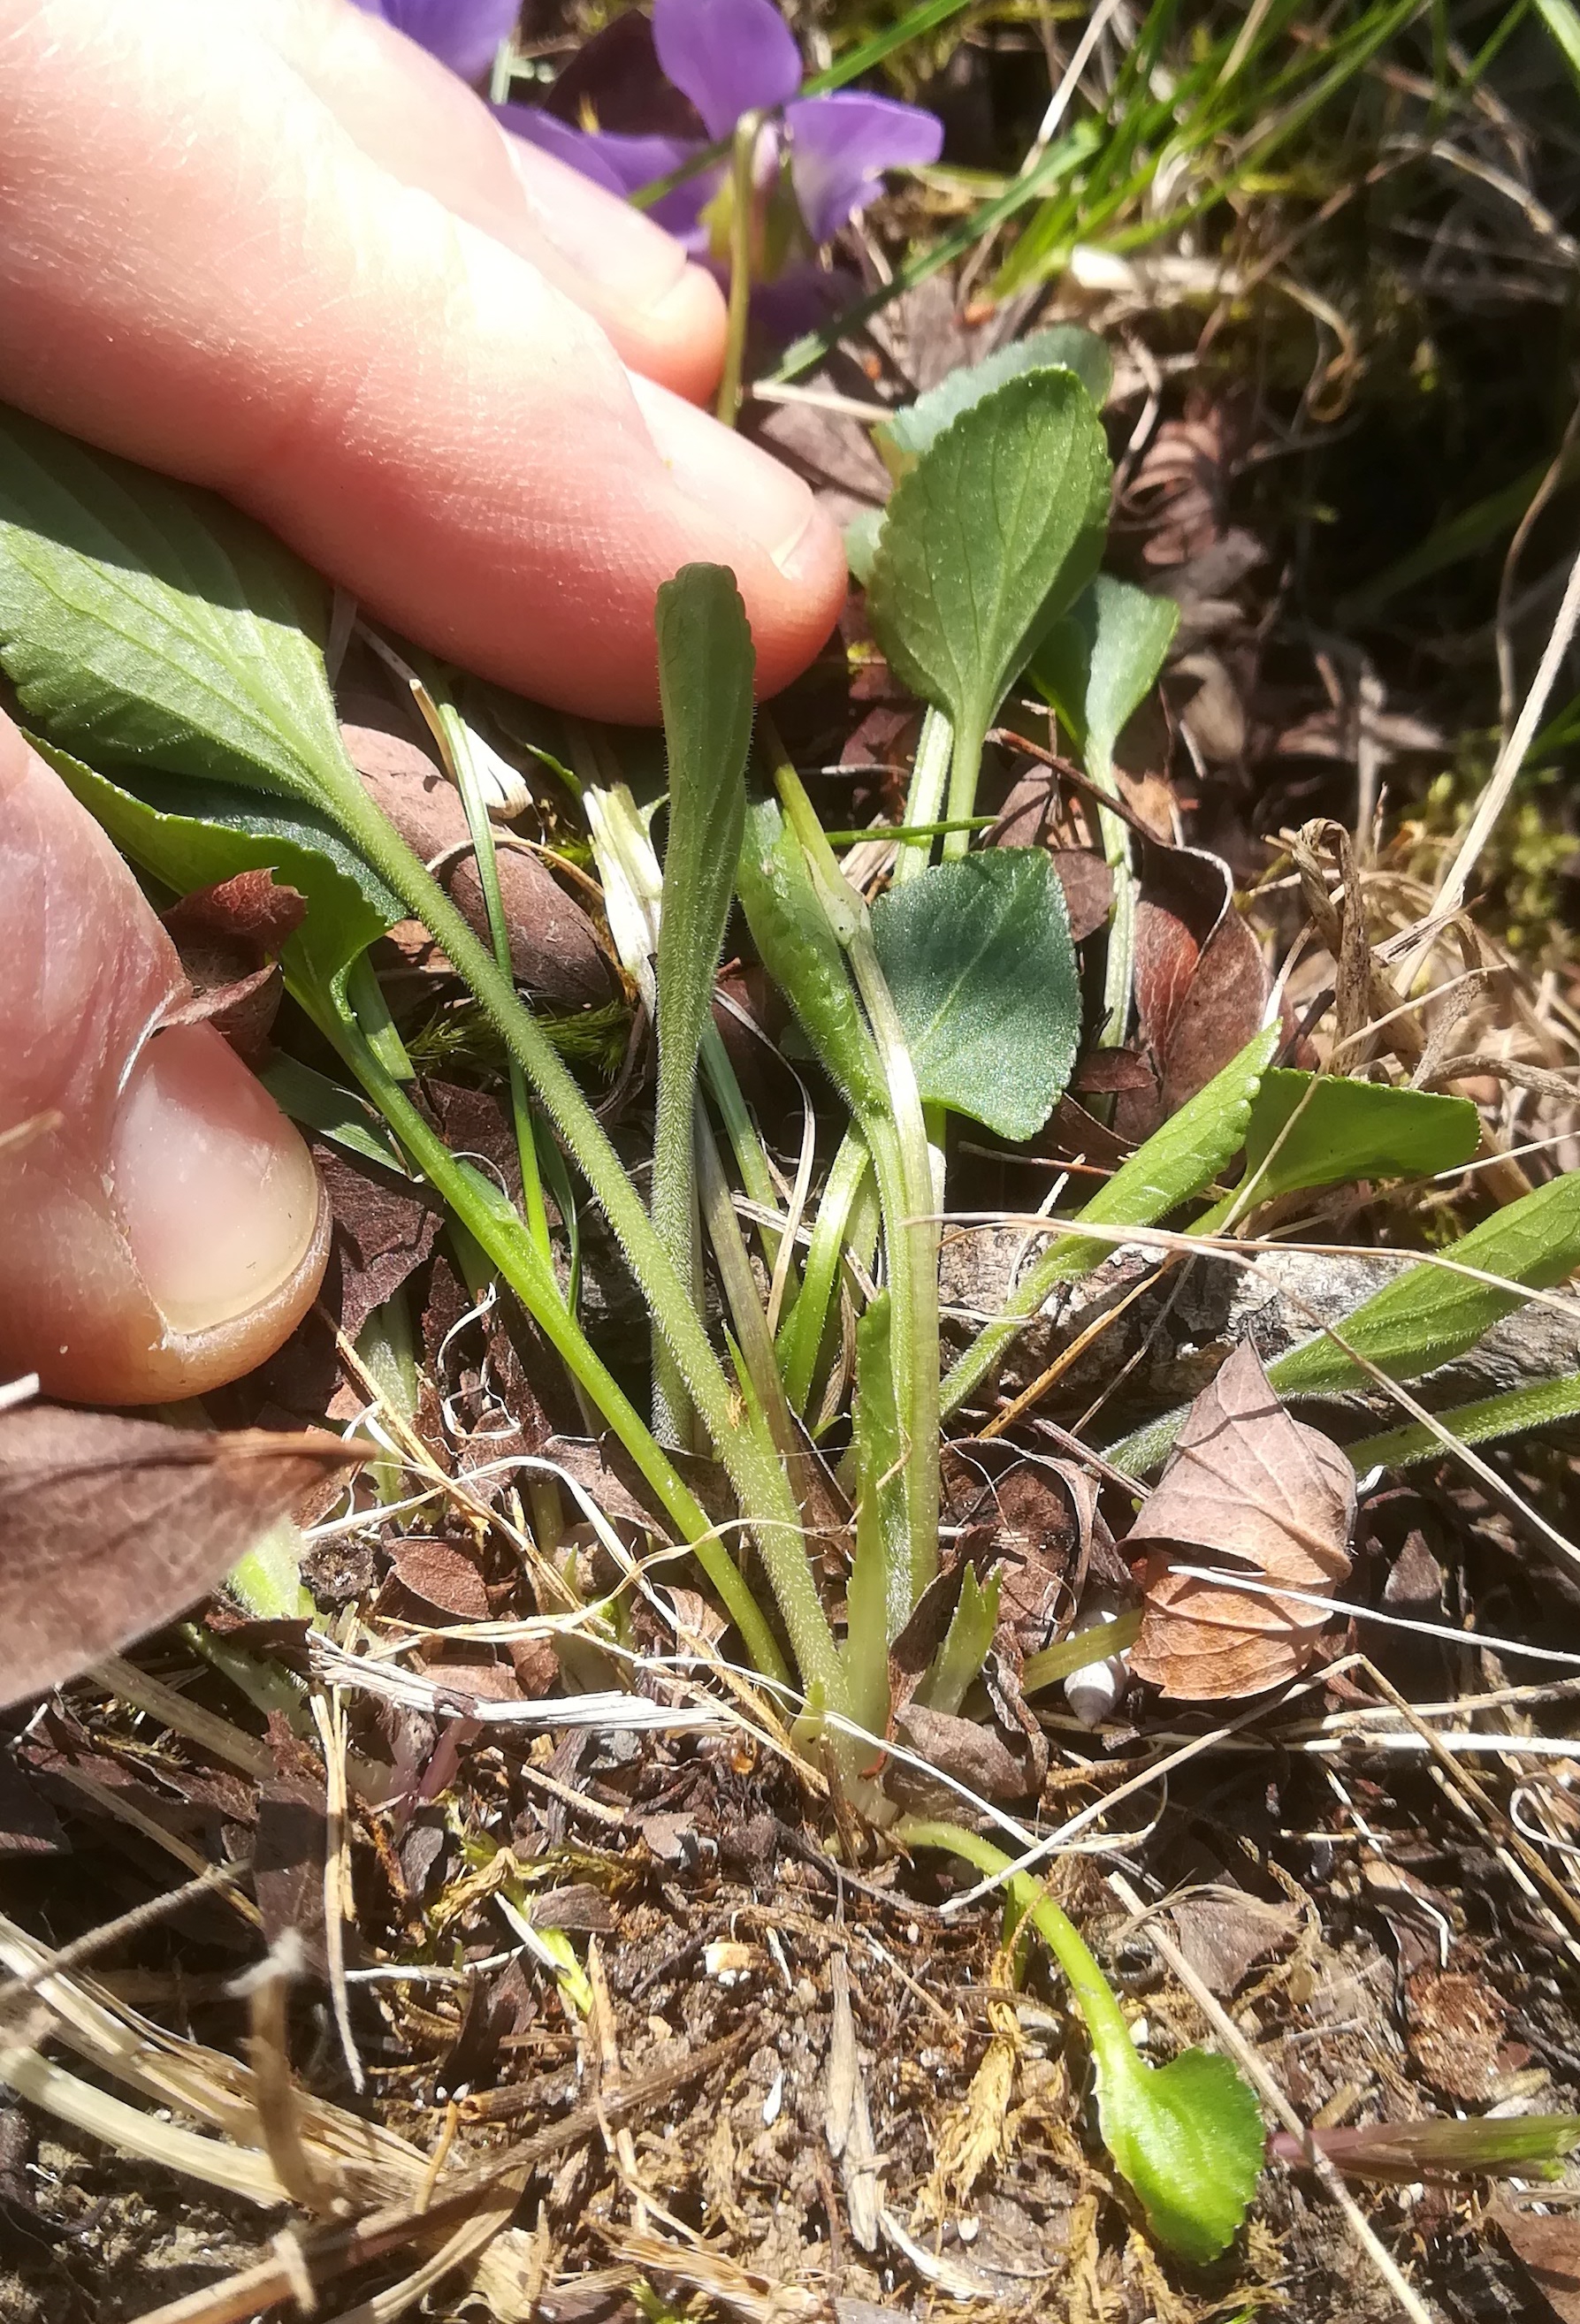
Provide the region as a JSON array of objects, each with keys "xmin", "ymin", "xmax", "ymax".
[
  {"xmin": 632, "ymin": 375, "xmax": 849, "ymax": 699},
  {"xmin": 752, "ymin": 495, "xmax": 850, "ymax": 697},
  {"xmin": 621, "ymin": 261, "xmax": 729, "ymax": 405},
  {"xmin": 156, "ymin": 1180, "xmax": 333, "ymax": 1402}
]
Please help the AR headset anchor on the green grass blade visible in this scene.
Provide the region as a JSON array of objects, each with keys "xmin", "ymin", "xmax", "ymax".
[
  {"xmin": 942, "ymin": 1025, "xmax": 1279, "ymax": 1418},
  {"xmin": 1347, "ymin": 1370, "xmax": 1580, "ymax": 1472}
]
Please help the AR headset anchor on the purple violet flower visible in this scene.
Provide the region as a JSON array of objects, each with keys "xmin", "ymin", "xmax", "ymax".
[
  {"xmin": 498, "ymin": 0, "xmax": 943, "ymax": 329},
  {"xmin": 349, "ymin": 0, "xmax": 520, "ymax": 88}
]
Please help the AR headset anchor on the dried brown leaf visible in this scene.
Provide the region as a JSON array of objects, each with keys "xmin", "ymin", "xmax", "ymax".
[
  {"xmin": 0, "ymin": 1407, "xmax": 364, "ymax": 1710},
  {"xmin": 1168, "ymin": 1893, "xmax": 1300, "ymax": 1996},
  {"xmin": 157, "ymin": 871, "xmax": 308, "ymax": 1059},
  {"xmin": 893, "ymin": 1703, "xmax": 1032, "ymax": 1802},
  {"xmin": 388, "ymin": 1536, "xmax": 490, "ymax": 1621},
  {"xmin": 1495, "ymin": 2207, "xmax": 1580, "ymax": 2324},
  {"xmin": 255, "ymin": 1779, "xmax": 328, "ymax": 1968},
  {"xmin": 317, "ymin": 1145, "xmax": 443, "ymax": 1345},
  {"xmin": 162, "ymin": 868, "xmax": 308, "ymax": 957},
  {"xmin": 1408, "ymin": 1969, "xmax": 1515, "ymax": 2103},
  {"xmin": 1050, "ymin": 850, "xmax": 1117, "ymax": 942},
  {"xmin": 1129, "ymin": 1343, "xmax": 1355, "ymax": 1700},
  {"xmin": 342, "ymin": 707, "xmax": 615, "ymax": 1010},
  {"xmin": 1118, "ymin": 840, "xmax": 1269, "ymax": 1138}
]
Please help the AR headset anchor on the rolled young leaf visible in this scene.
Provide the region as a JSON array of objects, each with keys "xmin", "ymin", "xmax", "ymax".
[{"xmin": 650, "ymin": 566, "xmax": 755, "ymax": 1437}]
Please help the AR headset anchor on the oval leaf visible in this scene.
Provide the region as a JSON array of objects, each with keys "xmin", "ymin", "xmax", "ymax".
[
  {"xmin": 1032, "ymin": 571, "xmax": 1180, "ymax": 777},
  {"xmin": 866, "ymin": 370, "xmax": 1112, "ymax": 760},
  {"xmin": 1129, "ymin": 1342, "xmax": 1356, "ymax": 1701},
  {"xmin": 1235, "ymin": 1070, "xmax": 1480, "ymax": 1210},
  {"xmin": 875, "ymin": 324, "xmax": 1112, "ymax": 476},
  {"xmin": 1098, "ymin": 2044, "xmax": 1267, "ymax": 2264},
  {"xmin": 869, "ymin": 850, "xmax": 1079, "ymax": 1139}
]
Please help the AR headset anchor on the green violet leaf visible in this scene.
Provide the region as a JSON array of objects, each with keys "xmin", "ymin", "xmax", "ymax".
[
  {"xmin": 875, "ymin": 325, "xmax": 1111, "ymax": 479},
  {"xmin": 847, "ymin": 1292, "xmax": 908, "ymax": 1725},
  {"xmin": 1032, "ymin": 572, "xmax": 1180, "ymax": 780},
  {"xmin": 894, "ymin": 1820, "xmax": 1265, "ymax": 2261},
  {"xmin": 650, "ymin": 569, "xmax": 757, "ymax": 1264},
  {"xmin": 1095, "ymin": 2044, "xmax": 1266, "ymax": 2266},
  {"xmin": 650, "ymin": 564, "xmax": 755, "ymax": 1433},
  {"xmin": 1271, "ymin": 1167, "xmax": 1580, "ymax": 1398},
  {"xmin": 1109, "ymin": 1168, "xmax": 1580, "ymax": 1476},
  {"xmin": 865, "ymin": 370, "xmax": 1112, "ymax": 773},
  {"xmin": 34, "ymin": 743, "xmax": 397, "ymax": 989},
  {"xmin": 869, "ymin": 850, "xmax": 1079, "ymax": 1139},
  {"xmin": 1203, "ymin": 1069, "xmax": 1479, "ymax": 1226},
  {"xmin": 0, "ymin": 406, "xmax": 355, "ymax": 812}
]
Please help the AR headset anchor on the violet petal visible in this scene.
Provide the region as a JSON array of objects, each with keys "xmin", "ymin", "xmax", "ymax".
[
  {"xmin": 784, "ymin": 91, "xmax": 943, "ymax": 245},
  {"xmin": 746, "ymin": 263, "xmax": 853, "ymax": 344},
  {"xmin": 652, "ymin": 0, "xmax": 802, "ymax": 142},
  {"xmin": 350, "ymin": 0, "xmax": 519, "ymax": 85}
]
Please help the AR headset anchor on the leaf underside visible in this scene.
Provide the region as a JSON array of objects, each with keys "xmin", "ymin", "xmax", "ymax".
[{"xmin": 0, "ymin": 406, "xmax": 349, "ymax": 809}]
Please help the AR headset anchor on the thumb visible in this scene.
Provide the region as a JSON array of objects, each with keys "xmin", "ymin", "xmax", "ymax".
[{"xmin": 0, "ymin": 723, "xmax": 330, "ymax": 1405}]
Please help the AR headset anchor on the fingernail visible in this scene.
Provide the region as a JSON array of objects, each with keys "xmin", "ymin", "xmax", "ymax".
[
  {"xmin": 111, "ymin": 1023, "xmax": 324, "ymax": 1334},
  {"xmin": 505, "ymin": 136, "xmax": 693, "ymax": 314},
  {"xmin": 632, "ymin": 372, "xmax": 825, "ymax": 562},
  {"xmin": 770, "ymin": 506, "xmax": 824, "ymax": 583}
]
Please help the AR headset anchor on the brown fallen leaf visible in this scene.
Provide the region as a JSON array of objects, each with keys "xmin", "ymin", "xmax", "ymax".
[
  {"xmin": 340, "ymin": 705, "xmax": 615, "ymax": 1011},
  {"xmin": 388, "ymin": 1535, "xmax": 490, "ymax": 1621},
  {"xmin": 1495, "ymin": 2206, "xmax": 1580, "ymax": 2324},
  {"xmin": 1408, "ymin": 1968, "xmax": 1519, "ymax": 2104},
  {"xmin": 163, "ymin": 866, "xmax": 309, "ymax": 957},
  {"xmin": 1051, "ymin": 849, "xmax": 1117, "ymax": 941},
  {"xmin": 1118, "ymin": 839, "xmax": 1269, "ymax": 1138},
  {"xmin": 892, "ymin": 1703, "xmax": 1033, "ymax": 1805},
  {"xmin": 1119, "ymin": 386, "xmax": 1250, "ymax": 571},
  {"xmin": 159, "ymin": 869, "xmax": 309, "ymax": 1060},
  {"xmin": 1168, "ymin": 1893, "xmax": 1301, "ymax": 1996},
  {"xmin": 316, "ymin": 1143, "xmax": 443, "ymax": 1346},
  {"xmin": 1128, "ymin": 1342, "xmax": 1355, "ymax": 1700},
  {"xmin": 0, "ymin": 1408, "xmax": 365, "ymax": 1711}
]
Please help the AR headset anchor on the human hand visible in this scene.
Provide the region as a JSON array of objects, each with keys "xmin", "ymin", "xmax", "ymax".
[{"xmin": 0, "ymin": 0, "xmax": 847, "ymax": 1405}]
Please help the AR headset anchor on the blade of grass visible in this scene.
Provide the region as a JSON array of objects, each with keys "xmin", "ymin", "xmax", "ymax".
[
  {"xmin": 766, "ymin": 125, "xmax": 1099, "ymax": 385},
  {"xmin": 779, "ymin": 1126, "xmax": 871, "ymax": 1416}
]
